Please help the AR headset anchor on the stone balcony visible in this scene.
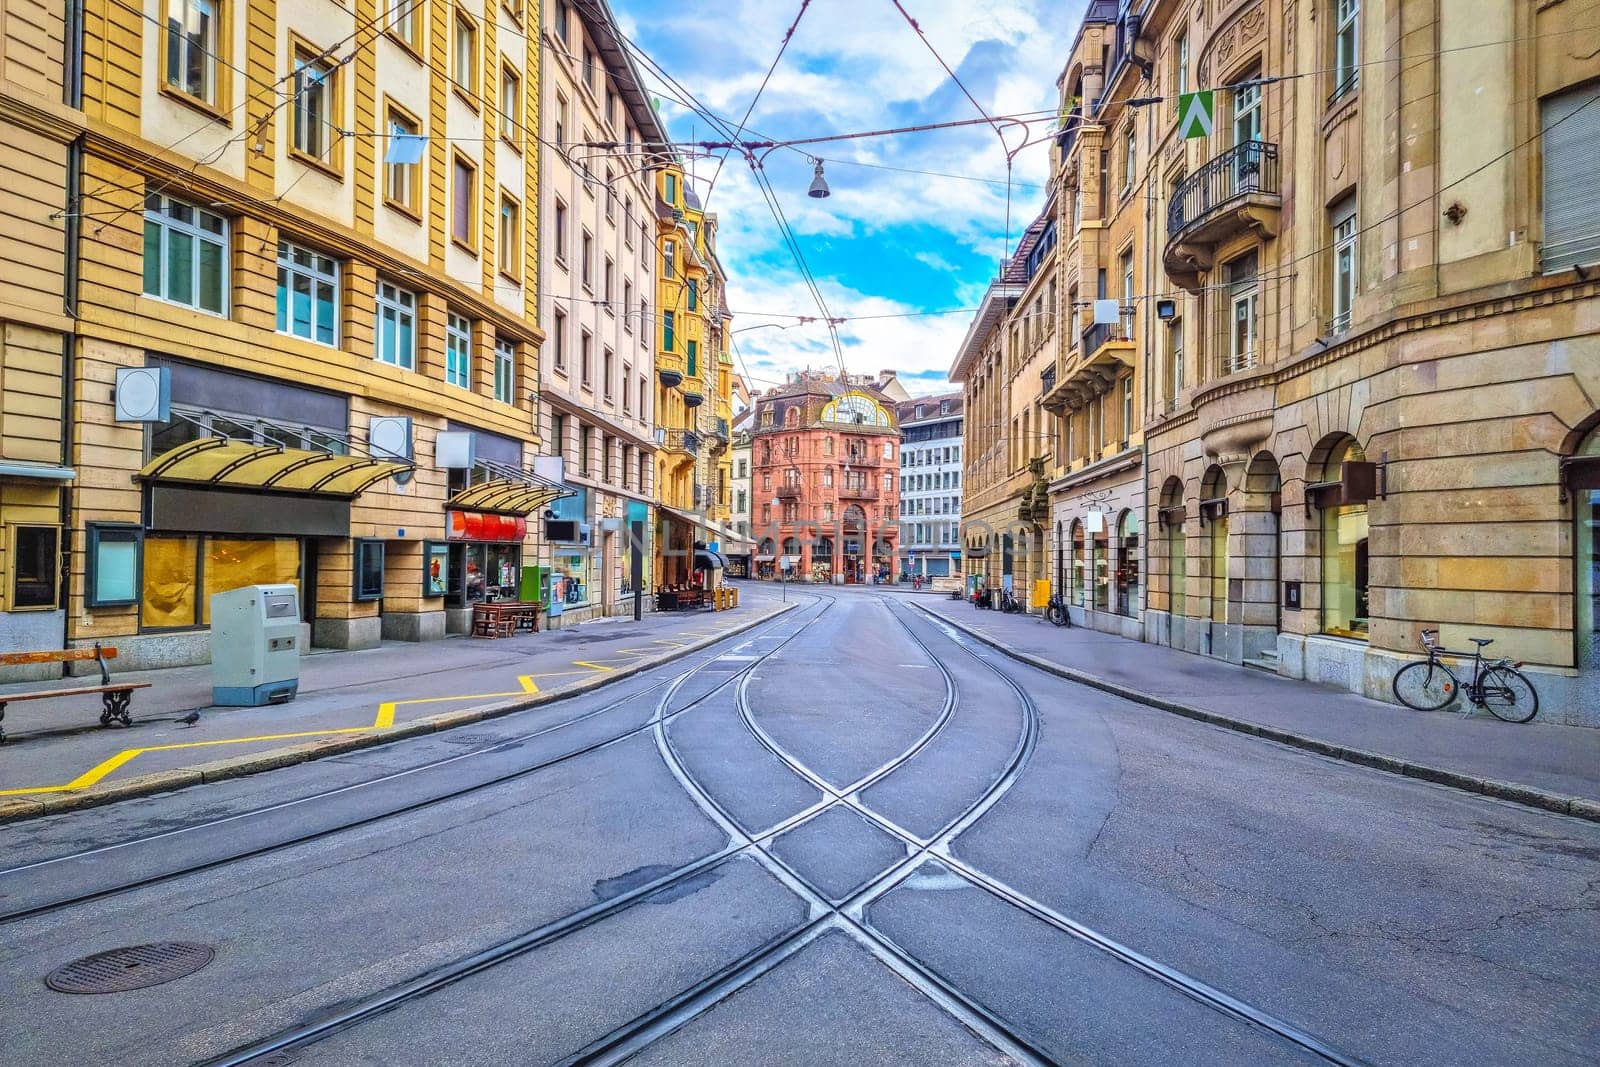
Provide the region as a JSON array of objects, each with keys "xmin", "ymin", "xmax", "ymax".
[
  {"xmin": 1163, "ymin": 140, "xmax": 1282, "ymax": 293},
  {"xmin": 837, "ymin": 484, "xmax": 879, "ymax": 501},
  {"xmin": 1041, "ymin": 317, "xmax": 1135, "ymax": 415}
]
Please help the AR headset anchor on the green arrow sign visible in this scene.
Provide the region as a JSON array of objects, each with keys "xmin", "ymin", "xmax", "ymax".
[{"xmin": 1177, "ymin": 90, "xmax": 1215, "ymax": 139}]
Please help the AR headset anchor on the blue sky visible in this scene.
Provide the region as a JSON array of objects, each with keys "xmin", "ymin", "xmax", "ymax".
[{"xmin": 611, "ymin": 0, "xmax": 1085, "ymax": 396}]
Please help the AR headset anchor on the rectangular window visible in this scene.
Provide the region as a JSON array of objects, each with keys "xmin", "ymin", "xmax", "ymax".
[
  {"xmin": 1165, "ymin": 318, "xmax": 1184, "ymax": 408},
  {"xmin": 165, "ymin": 0, "xmax": 219, "ymax": 106},
  {"xmin": 550, "ymin": 412, "xmax": 566, "ymax": 459},
  {"xmin": 580, "ymin": 330, "xmax": 593, "ymax": 386},
  {"xmin": 498, "ymin": 193, "xmax": 521, "ymax": 279},
  {"xmin": 621, "ymin": 361, "xmax": 632, "ymax": 412},
  {"xmin": 387, "ymin": 0, "xmax": 421, "ymax": 51},
  {"xmin": 9, "ymin": 525, "xmax": 61, "ymax": 609},
  {"xmin": 624, "ymin": 198, "xmax": 634, "ymax": 246},
  {"xmin": 687, "ymin": 279, "xmax": 698, "ymax": 311},
  {"xmin": 354, "ymin": 540, "xmax": 385, "ymax": 601},
  {"xmin": 275, "ymin": 239, "xmax": 339, "ymax": 345},
  {"xmin": 494, "ymin": 337, "xmax": 515, "ymax": 404},
  {"xmin": 445, "ymin": 312, "xmax": 471, "ymax": 388},
  {"xmin": 1331, "ymin": 197, "xmax": 1358, "ymax": 333},
  {"xmin": 452, "ymin": 11, "xmax": 477, "ymax": 93},
  {"xmin": 500, "ymin": 63, "xmax": 521, "ymax": 141},
  {"xmin": 1120, "ymin": 375, "xmax": 1133, "ymax": 444},
  {"xmin": 143, "ymin": 193, "xmax": 228, "ymax": 314},
  {"xmin": 554, "ymin": 0, "xmax": 569, "ymax": 43},
  {"xmin": 87, "ymin": 524, "xmax": 142, "ymax": 608},
  {"xmin": 553, "ymin": 199, "xmax": 567, "ymax": 262},
  {"xmin": 1226, "ymin": 253, "xmax": 1259, "ymax": 375},
  {"xmin": 622, "ymin": 280, "xmax": 633, "ymax": 332},
  {"xmin": 686, "ymin": 340, "xmax": 697, "ymax": 377},
  {"xmin": 1174, "ymin": 31, "xmax": 1188, "ymax": 97},
  {"xmin": 552, "ymin": 308, "xmax": 567, "ymax": 370},
  {"xmin": 664, "ymin": 172, "xmax": 677, "ymax": 205},
  {"xmin": 603, "ymin": 256, "xmax": 614, "ymax": 308},
  {"xmin": 376, "ymin": 280, "xmax": 417, "ymax": 369},
  {"xmin": 1232, "ymin": 78, "xmax": 1263, "ymax": 146},
  {"xmin": 603, "ymin": 348, "xmax": 614, "ymax": 400},
  {"xmin": 1123, "ymin": 124, "xmax": 1137, "ymax": 192},
  {"xmin": 452, "ymin": 154, "xmax": 477, "ymax": 249},
  {"xmin": 1333, "ymin": 0, "xmax": 1360, "ymax": 99},
  {"xmin": 384, "ymin": 103, "xmax": 422, "ymax": 215},
  {"xmin": 584, "ymin": 48, "xmax": 596, "ymax": 91},
  {"xmin": 663, "ymin": 310, "xmax": 675, "ymax": 352},
  {"xmin": 605, "ymin": 167, "xmax": 616, "ymax": 219},
  {"xmin": 662, "ymin": 239, "xmax": 675, "ymax": 278},
  {"xmin": 581, "ymin": 230, "xmax": 593, "ymax": 288},
  {"xmin": 1541, "ymin": 83, "xmax": 1600, "ymax": 273},
  {"xmin": 292, "ymin": 48, "xmax": 336, "ymax": 163},
  {"xmin": 553, "ymin": 93, "xmax": 567, "ymax": 147}
]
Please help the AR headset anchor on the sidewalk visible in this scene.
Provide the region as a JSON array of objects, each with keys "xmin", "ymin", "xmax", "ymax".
[
  {"xmin": 0, "ymin": 588, "xmax": 789, "ymax": 820},
  {"xmin": 917, "ymin": 600, "xmax": 1600, "ymax": 819}
]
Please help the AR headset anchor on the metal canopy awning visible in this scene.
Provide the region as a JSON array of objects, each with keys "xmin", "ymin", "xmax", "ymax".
[
  {"xmin": 139, "ymin": 425, "xmax": 412, "ymax": 500},
  {"xmin": 448, "ymin": 459, "xmax": 573, "ymax": 515},
  {"xmin": 655, "ymin": 504, "xmax": 754, "ymax": 553}
]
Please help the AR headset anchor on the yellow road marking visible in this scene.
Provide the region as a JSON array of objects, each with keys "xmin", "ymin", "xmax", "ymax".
[
  {"xmin": 0, "ymin": 727, "xmax": 374, "ymax": 796},
  {"xmin": 572, "ymin": 661, "xmax": 616, "ymax": 672}
]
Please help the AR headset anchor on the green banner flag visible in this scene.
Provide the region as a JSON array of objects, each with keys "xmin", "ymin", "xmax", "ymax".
[{"xmin": 1177, "ymin": 90, "xmax": 1215, "ymax": 139}]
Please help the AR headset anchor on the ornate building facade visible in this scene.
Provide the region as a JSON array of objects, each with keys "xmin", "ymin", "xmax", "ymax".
[
  {"xmin": 960, "ymin": 0, "xmax": 1600, "ymax": 726},
  {"xmin": 749, "ymin": 374, "xmax": 901, "ymax": 584}
]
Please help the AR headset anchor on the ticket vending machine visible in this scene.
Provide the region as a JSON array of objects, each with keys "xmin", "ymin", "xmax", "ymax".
[{"xmin": 211, "ymin": 584, "xmax": 301, "ymax": 706}]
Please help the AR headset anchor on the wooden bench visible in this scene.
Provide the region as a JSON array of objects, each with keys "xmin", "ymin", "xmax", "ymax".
[{"xmin": 0, "ymin": 644, "xmax": 152, "ymax": 743}]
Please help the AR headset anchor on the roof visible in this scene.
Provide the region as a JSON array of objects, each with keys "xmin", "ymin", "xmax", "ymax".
[
  {"xmin": 948, "ymin": 281, "xmax": 1021, "ymax": 381},
  {"xmin": 571, "ymin": 0, "xmax": 669, "ymax": 148},
  {"xmin": 897, "ymin": 392, "xmax": 964, "ymax": 423}
]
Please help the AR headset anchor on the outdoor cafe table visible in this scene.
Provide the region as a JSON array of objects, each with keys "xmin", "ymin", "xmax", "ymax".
[{"xmin": 471, "ymin": 600, "xmax": 541, "ymax": 637}]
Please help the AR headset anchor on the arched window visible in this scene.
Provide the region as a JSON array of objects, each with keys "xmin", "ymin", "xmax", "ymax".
[
  {"xmin": 1116, "ymin": 509, "xmax": 1140, "ymax": 617},
  {"xmin": 784, "ymin": 406, "xmax": 799, "ymax": 427},
  {"xmin": 1071, "ymin": 520, "xmax": 1086, "ymax": 606},
  {"xmin": 1321, "ymin": 437, "xmax": 1369, "ymax": 638},
  {"xmin": 1091, "ymin": 513, "xmax": 1110, "ymax": 611},
  {"xmin": 1201, "ymin": 465, "xmax": 1229, "ymax": 623},
  {"xmin": 823, "ymin": 436, "xmax": 834, "ymax": 456},
  {"xmin": 1160, "ymin": 477, "xmax": 1186, "ymax": 617},
  {"xmin": 1575, "ymin": 423, "xmax": 1600, "ymax": 680}
]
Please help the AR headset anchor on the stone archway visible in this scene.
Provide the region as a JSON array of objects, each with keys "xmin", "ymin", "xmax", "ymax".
[
  {"xmin": 1199, "ymin": 463, "xmax": 1233, "ymax": 658},
  {"xmin": 1240, "ymin": 451, "xmax": 1283, "ymax": 668}
]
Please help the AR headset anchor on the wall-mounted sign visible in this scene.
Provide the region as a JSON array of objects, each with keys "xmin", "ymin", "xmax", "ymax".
[{"xmin": 447, "ymin": 510, "xmax": 526, "ymax": 542}]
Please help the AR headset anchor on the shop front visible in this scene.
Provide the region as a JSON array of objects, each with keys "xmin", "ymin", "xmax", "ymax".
[
  {"xmin": 439, "ymin": 511, "xmax": 526, "ymax": 607},
  {"xmin": 1048, "ymin": 452, "xmax": 1144, "ymax": 640},
  {"xmin": 547, "ymin": 487, "xmax": 596, "ymax": 621}
]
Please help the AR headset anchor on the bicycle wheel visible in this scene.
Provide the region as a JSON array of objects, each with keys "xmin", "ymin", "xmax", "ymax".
[
  {"xmin": 1047, "ymin": 604, "xmax": 1067, "ymax": 627},
  {"xmin": 1392, "ymin": 661, "xmax": 1457, "ymax": 711},
  {"xmin": 1480, "ymin": 666, "xmax": 1539, "ymax": 723}
]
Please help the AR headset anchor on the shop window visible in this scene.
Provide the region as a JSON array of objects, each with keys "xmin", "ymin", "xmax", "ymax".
[
  {"xmin": 354, "ymin": 539, "xmax": 385, "ymax": 601},
  {"xmin": 141, "ymin": 534, "xmax": 200, "ymax": 628},
  {"xmin": 1167, "ymin": 519, "xmax": 1186, "ymax": 616},
  {"xmin": 87, "ymin": 524, "xmax": 143, "ymax": 608},
  {"xmin": 143, "ymin": 193, "xmax": 228, "ymax": 314},
  {"xmin": 1071, "ymin": 521, "xmax": 1085, "ymax": 606},
  {"xmin": 1115, "ymin": 511, "xmax": 1140, "ymax": 617},
  {"xmin": 1092, "ymin": 520, "xmax": 1109, "ymax": 611},
  {"xmin": 9, "ymin": 525, "xmax": 60, "ymax": 609},
  {"xmin": 276, "ymin": 239, "xmax": 340, "ymax": 346},
  {"xmin": 1320, "ymin": 439, "xmax": 1370, "ymax": 638},
  {"xmin": 140, "ymin": 535, "xmax": 299, "ymax": 628}
]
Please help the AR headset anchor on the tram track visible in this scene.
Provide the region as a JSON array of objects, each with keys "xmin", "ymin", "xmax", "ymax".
[{"xmin": 0, "ymin": 597, "xmax": 825, "ymax": 927}]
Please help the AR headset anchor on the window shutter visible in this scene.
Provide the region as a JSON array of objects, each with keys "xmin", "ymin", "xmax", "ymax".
[{"xmin": 1542, "ymin": 84, "xmax": 1600, "ymax": 273}]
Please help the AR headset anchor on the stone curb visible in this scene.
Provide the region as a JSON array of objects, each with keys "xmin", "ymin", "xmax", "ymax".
[
  {"xmin": 915, "ymin": 604, "xmax": 1599, "ymax": 825},
  {"xmin": 0, "ymin": 603, "xmax": 797, "ymax": 826}
]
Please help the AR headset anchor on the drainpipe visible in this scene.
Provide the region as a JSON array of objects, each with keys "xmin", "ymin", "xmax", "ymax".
[{"xmin": 59, "ymin": 0, "xmax": 87, "ymax": 664}]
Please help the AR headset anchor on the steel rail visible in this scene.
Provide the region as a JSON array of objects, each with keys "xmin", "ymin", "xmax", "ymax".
[
  {"xmin": 0, "ymin": 598, "xmax": 825, "ymax": 926},
  {"xmin": 192, "ymin": 594, "xmax": 844, "ymax": 1067}
]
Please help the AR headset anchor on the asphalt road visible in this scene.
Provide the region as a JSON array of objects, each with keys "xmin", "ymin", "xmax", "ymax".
[{"xmin": 2, "ymin": 587, "xmax": 1596, "ymax": 1066}]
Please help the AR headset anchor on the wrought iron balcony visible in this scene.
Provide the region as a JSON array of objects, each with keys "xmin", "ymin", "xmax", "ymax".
[
  {"xmin": 841, "ymin": 451, "xmax": 880, "ymax": 468},
  {"xmin": 1164, "ymin": 141, "xmax": 1283, "ymax": 292},
  {"xmin": 710, "ymin": 416, "xmax": 730, "ymax": 443},
  {"xmin": 775, "ymin": 483, "xmax": 801, "ymax": 499},
  {"xmin": 838, "ymin": 483, "xmax": 879, "ymax": 501},
  {"xmin": 663, "ymin": 428, "xmax": 699, "ymax": 456},
  {"xmin": 1040, "ymin": 364, "xmax": 1057, "ymax": 394}
]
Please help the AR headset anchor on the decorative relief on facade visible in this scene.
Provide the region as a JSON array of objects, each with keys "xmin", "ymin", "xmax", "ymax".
[{"xmin": 1200, "ymin": 0, "xmax": 1265, "ymax": 85}]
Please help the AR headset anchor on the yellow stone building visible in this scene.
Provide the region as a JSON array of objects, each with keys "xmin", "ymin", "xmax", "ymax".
[
  {"xmin": 10, "ymin": 0, "xmax": 555, "ymax": 673},
  {"xmin": 652, "ymin": 161, "xmax": 740, "ymax": 587},
  {"xmin": 959, "ymin": 0, "xmax": 1600, "ymax": 725},
  {"xmin": 0, "ymin": 0, "xmax": 88, "ymax": 669}
]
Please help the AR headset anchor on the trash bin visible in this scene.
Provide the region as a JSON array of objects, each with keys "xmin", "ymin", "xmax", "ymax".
[{"xmin": 211, "ymin": 584, "xmax": 300, "ymax": 706}]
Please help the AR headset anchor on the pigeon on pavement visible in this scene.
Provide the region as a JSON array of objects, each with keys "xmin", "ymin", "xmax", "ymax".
[{"xmin": 176, "ymin": 710, "xmax": 201, "ymax": 727}]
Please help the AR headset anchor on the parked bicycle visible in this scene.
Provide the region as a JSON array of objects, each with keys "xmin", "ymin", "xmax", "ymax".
[
  {"xmin": 1045, "ymin": 593, "xmax": 1071, "ymax": 628},
  {"xmin": 998, "ymin": 590, "xmax": 1024, "ymax": 614},
  {"xmin": 1391, "ymin": 629, "xmax": 1539, "ymax": 722}
]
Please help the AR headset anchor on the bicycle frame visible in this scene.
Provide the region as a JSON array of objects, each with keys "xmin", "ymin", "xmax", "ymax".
[{"xmin": 1419, "ymin": 634, "xmax": 1515, "ymax": 708}]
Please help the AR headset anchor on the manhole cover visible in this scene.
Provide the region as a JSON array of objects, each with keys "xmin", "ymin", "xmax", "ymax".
[{"xmin": 46, "ymin": 942, "xmax": 215, "ymax": 994}]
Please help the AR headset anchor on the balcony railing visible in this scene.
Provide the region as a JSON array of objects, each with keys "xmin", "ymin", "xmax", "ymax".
[
  {"xmin": 664, "ymin": 428, "xmax": 699, "ymax": 455},
  {"xmin": 1081, "ymin": 311, "xmax": 1136, "ymax": 356},
  {"xmin": 838, "ymin": 483, "xmax": 879, "ymax": 501},
  {"xmin": 710, "ymin": 416, "xmax": 730, "ymax": 443},
  {"xmin": 775, "ymin": 483, "xmax": 801, "ymax": 499},
  {"xmin": 1167, "ymin": 141, "xmax": 1281, "ymax": 241},
  {"xmin": 842, "ymin": 451, "xmax": 880, "ymax": 468},
  {"xmin": 1217, "ymin": 347, "xmax": 1259, "ymax": 378},
  {"xmin": 1040, "ymin": 364, "xmax": 1057, "ymax": 394}
]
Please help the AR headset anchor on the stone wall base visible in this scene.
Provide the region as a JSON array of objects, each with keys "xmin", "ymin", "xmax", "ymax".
[
  {"xmin": 445, "ymin": 607, "xmax": 473, "ymax": 635},
  {"xmin": 313, "ymin": 615, "xmax": 381, "ymax": 651},
  {"xmin": 382, "ymin": 610, "xmax": 446, "ymax": 642},
  {"xmin": 0, "ymin": 610, "xmax": 67, "ymax": 682}
]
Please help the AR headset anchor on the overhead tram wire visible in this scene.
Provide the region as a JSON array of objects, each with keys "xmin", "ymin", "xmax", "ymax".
[
  {"xmin": 584, "ymin": 2, "xmax": 850, "ymax": 376},
  {"xmin": 701, "ymin": 0, "xmax": 812, "ymax": 203}
]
